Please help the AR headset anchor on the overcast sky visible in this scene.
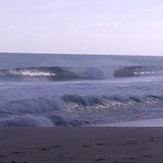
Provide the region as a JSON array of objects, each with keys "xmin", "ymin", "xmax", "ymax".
[{"xmin": 0, "ymin": 0, "xmax": 163, "ymax": 55}]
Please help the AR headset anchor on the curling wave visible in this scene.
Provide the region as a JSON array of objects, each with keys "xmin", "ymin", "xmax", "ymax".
[
  {"xmin": 113, "ymin": 66, "xmax": 163, "ymax": 78},
  {"xmin": 0, "ymin": 65, "xmax": 163, "ymax": 82},
  {"xmin": 0, "ymin": 67, "xmax": 106, "ymax": 81}
]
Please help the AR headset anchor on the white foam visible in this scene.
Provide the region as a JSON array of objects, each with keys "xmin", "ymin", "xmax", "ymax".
[
  {"xmin": 8, "ymin": 70, "xmax": 56, "ymax": 77},
  {"xmin": 0, "ymin": 115, "xmax": 54, "ymax": 127}
]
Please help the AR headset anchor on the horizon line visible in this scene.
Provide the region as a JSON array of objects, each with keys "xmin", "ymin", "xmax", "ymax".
[{"xmin": 0, "ymin": 51, "xmax": 163, "ymax": 57}]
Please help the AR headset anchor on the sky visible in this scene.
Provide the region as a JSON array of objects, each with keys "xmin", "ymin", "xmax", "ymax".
[{"xmin": 0, "ymin": 0, "xmax": 163, "ymax": 55}]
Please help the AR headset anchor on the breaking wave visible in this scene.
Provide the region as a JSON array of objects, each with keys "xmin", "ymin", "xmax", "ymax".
[
  {"xmin": 0, "ymin": 115, "xmax": 54, "ymax": 127},
  {"xmin": 0, "ymin": 66, "xmax": 163, "ymax": 81},
  {"xmin": 62, "ymin": 94, "xmax": 163, "ymax": 112},
  {"xmin": 0, "ymin": 67, "xmax": 105, "ymax": 81},
  {"xmin": 1, "ymin": 94, "xmax": 163, "ymax": 127},
  {"xmin": 113, "ymin": 66, "xmax": 163, "ymax": 78}
]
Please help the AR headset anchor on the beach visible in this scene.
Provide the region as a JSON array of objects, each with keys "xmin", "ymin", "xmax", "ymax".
[
  {"xmin": 0, "ymin": 54, "xmax": 163, "ymax": 163},
  {"xmin": 0, "ymin": 127, "xmax": 163, "ymax": 163}
]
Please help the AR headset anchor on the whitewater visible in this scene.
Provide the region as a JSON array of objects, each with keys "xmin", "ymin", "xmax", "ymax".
[{"xmin": 0, "ymin": 53, "xmax": 163, "ymax": 127}]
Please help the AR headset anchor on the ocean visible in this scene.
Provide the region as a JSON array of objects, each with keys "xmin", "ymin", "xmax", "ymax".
[{"xmin": 0, "ymin": 53, "xmax": 163, "ymax": 127}]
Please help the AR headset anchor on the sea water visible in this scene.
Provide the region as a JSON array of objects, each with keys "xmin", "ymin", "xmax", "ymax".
[{"xmin": 0, "ymin": 53, "xmax": 163, "ymax": 127}]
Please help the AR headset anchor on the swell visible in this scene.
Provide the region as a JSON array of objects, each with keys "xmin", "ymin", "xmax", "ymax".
[{"xmin": 0, "ymin": 66, "xmax": 163, "ymax": 81}]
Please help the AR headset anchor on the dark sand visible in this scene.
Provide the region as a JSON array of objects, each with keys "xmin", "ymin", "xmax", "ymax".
[{"xmin": 0, "ymin": 127, "xmax": 163, "ymax": 163}]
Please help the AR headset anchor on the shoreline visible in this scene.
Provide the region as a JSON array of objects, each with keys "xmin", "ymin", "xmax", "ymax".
[
  {"xmin": 90, "ymin": 118, "xmax": 163, "ymax": 127},
  {"xmin": 0, "ymin": 127, "xmax": 163, "ymax": 163}
]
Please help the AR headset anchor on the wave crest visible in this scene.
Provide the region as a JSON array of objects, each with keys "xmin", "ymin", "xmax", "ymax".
[
  {"xmin": 114, "ymin": 66, "xmax": 163, "ymax": 78},
  {"xmin": 0, "ymin": 66, "xmax": 163, "ymax": 81}
]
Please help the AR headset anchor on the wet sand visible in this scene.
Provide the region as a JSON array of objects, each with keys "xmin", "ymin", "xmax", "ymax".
[{"xmin": 0, "ymin": 127, "xmax": 163, "ymax": 163}]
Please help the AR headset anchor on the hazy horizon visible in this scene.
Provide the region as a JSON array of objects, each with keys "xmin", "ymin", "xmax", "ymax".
[
  {"xmin": 1, "ymin": 51, "xmax": 163, "ymax": 57},
  {"xmin": 0, "ymin": 0, "xmax": 163, "ymax": 56}
]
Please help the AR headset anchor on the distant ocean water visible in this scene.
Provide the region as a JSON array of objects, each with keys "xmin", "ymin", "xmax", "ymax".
[{"xmin": 0, "ymin": 53, "xmax": 163, "ymax": 127}]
